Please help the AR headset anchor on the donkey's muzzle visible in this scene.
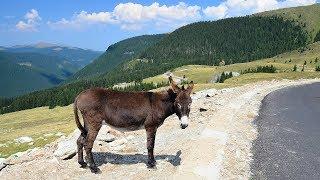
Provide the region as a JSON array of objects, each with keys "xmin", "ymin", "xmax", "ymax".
[{"xmin": 180, "ymin": 116, "xmax": 189, "ymax": 129}]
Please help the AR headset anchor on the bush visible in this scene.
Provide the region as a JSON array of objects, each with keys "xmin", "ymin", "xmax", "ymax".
[
  {"xmin": 217, "ymin": 72, "xmax": 233, "ymax": 83},
  {"xmin": 241, "ymin": 65, "xmax": 277, "ymax": 74},
  {"xmin": 293, "ymin": 65, "xmax": 297, "ymax": 72},
  {"xmin": 316, "ymin": 66, "xmax": 320, "ymax": 71}
]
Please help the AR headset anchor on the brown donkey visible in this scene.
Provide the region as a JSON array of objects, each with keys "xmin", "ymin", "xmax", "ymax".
[{"xmin": 74, "ymin": 76, "xmax": 193, "ymax": 173}]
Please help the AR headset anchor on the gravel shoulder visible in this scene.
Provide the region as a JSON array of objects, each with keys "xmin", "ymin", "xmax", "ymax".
[{"xmin": 1, "ymin": 79, "xmax": 319, "ymax": 179}]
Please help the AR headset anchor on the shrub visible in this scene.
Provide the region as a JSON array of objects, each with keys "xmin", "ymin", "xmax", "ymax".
[
  {"xmin": 217, "ymin": 72, "xmax": 233, "ymax": 83},
  {"xmin": 293, "ymin": 65, "xmax": 297, "ymax": 72},
  {"xmin": 242, "ymin": 65, "xmax": 277, "ymax": 74},
  {"xmin": 316, "ymin": 66, "xmax": 320, "ymax": 71}
]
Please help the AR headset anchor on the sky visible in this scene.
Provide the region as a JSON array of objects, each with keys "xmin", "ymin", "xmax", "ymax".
[{"xmin": 0, "ymin": 0, "xmax": 319, "ymax": 51}]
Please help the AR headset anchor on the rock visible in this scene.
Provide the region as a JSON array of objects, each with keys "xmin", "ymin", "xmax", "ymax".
[
  {"xmin": 0, "ymin": 143, "xmax": 7, "ymax": 147},
  {"xmin": 97, "ymin": 133, "xmax": 115, "ymax": 143},
  {"xmin": 53, "ymin": 129, "xmax": 80, "ymax": 160},
  {"xmin": 15, "ymin": 136, "xmax": 33, "ymax": 143},
  {"xmin": 108, "ymin": 138, "xmax": 128, "ymax": 147},
  {"xmin": 192, "ymin": 89, "xmax": 218, "ymax": 100},
  {"xmin": 126, "ymin": 135, "xmax": 134, "ymax": 140},
  {"xmin": 55, "ymin": 132, "xmax": 64, "ymax": 137},
  {"xmin": 0, "ymin": 158, "xmax": 7, "ymax": 171},
  {"xmin": 44, "ymin": 133, "xmax": 54, "ymax": 137},
  {"xmin": 111, "ymin": 144, "xmax": 126, "ymax": 151},
  {"xmin": 199, "ymin": 108, "xmax": 208, "ymax": 112},
  {"xmin": 6, "ymin": 151, "xmax": 27, "ymax": 164}
]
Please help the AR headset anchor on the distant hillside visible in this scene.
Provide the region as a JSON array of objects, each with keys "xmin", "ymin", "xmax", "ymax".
[
  {"xmin": 4, "ymin": 42, "xmax": 102, "ymax": 68},
  {"xmin": 0, "ymin": 51, "xmax": 78, "ymax": 97},
  {"xmin": 258, "ymin": 4, "xmax": 320, "ymax": 43},
  {"xmin": 97, "ymin": 4, "xmax": 320, "ymax": 84},
  {"xmin": 67, "ymin": 34, "xmax": 165, "ymax": 82}
]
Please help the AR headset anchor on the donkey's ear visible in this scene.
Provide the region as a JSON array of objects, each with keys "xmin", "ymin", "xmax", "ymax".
[
  {"xmin": 169, "ymin": 76, "xmax": 181, "ymax": 93},
  {"xmin": 186, "ymin": 81, "xmax": 194, "ymax": 94}
]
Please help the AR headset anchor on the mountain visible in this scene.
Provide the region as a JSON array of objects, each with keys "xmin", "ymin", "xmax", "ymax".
[
  {"xmin": 97, "ymin": 4, "xmax": 320, "ymax": 84},
  {"xmin": 0, "ymin": 51, "xmax": 78, "ymax": 97},
  {"xmin": 258, "ymin": 4, "xmax": 320, "ymax": 43},
  {"xmin": 67, "ymin": 34, "xmax": 165, "ymax": 82},
  {"xmin": 1, "ymin": 4, "xmax": 320, "ymax": 114},
  {"xmin": 4, "ymin": 42, "xmax": 103, "ymax": 69}
]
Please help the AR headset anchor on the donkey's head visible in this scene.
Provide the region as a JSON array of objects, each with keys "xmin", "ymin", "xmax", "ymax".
[{"xmin": 169, "ymin": 76, "xmax": 194, "ymax": 129}]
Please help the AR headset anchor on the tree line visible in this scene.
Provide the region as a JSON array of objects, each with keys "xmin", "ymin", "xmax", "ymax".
[{"xmin": 241, "ymin": 65, "xmax": 277, "ymax": 74}]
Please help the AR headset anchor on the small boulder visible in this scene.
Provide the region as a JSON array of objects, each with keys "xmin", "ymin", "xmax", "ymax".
[
  {"xmin": 54, "ymin": 129, "xmax": 80, "ymax": 160},
  {"xmin": 0, "ymin": 158, "xmax": 7, "ymax": 171},
  {"xmin": 199, "ymin": 108, "xmax": 208, "ymax": 112},
  {"xmin": 15, "ymin": 136, "xmax": 33, "ymax": 144},
  {"xmin": 97, "ymin": 133, "xmax": 115, "ymax": 143},
  {"xmin": 109, "ymin": 137, "xmax": 128, "ymax": 147}
]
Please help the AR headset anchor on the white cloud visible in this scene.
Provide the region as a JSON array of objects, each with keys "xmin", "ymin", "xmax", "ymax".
[
  {"xmin": 16, "ymin": 9, "xmax": 41, "ymax": 31},
  {"xmin": 47, "ymin": 11, "xmax": 116, "ymax": 30},
  {"xmin": 203, "ymin": 0, "xmax": 317, "ymax": 19},
  {"xmin": 48, "ymin": 2, "xmax": 201, "ymax": 31},
  {"xmin": 47, "ymin": 1, "xmax": 318, "ymax": 31},
  {"xmin": 203, "ymin": 4, "xmax": 228, "ymax": 19}
]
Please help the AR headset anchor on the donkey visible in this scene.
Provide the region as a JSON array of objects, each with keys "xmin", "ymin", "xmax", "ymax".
[{"xmin": 74, "ymin": 76, "xmax": 193, "ymax": 173}]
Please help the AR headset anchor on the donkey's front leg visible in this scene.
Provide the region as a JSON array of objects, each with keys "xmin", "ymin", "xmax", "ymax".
[{"xmin": 146, "ymin": 127, "xmax": 157, "ymax": 168}]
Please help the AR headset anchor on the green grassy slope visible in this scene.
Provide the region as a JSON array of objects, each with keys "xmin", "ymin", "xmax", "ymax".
[
  {"xmin": 144, "ymin": 41, "xmax": 320, "ymax": 89},
  {"xmin": 67, "ymin": 34, "xmax": 165, "ymax": 82}
]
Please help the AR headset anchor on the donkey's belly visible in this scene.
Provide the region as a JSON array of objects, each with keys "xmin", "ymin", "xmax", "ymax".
[{"xmin": 102, "ymin": 120, "xmax": 145, "ymax": 132}]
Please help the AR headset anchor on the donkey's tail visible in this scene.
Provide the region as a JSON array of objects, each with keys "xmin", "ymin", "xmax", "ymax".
[{"xmin": 74, "ymin": 97, "xmax": 87, "ymax": 135}]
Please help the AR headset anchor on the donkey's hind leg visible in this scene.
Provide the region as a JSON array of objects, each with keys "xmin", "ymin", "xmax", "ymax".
[
  {"xmin": 77, "ymin": 133, "xmax": 87, "ymax": 168},
  {"xmin": 84, "ymin": 118, "xmax": 102, "ymax": 173}
]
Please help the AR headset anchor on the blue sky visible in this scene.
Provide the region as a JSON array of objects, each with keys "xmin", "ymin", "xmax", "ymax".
[{"xmin": 0, "ymin": 0, "xmax": 318, "ymax": 50}]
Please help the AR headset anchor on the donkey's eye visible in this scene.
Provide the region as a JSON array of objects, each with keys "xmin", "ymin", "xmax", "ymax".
[{"xmin": 177, "ymin": 104, "xmax": 182, "ymax": 109}]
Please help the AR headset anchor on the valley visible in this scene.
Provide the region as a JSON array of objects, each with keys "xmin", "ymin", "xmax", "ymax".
[{"xmin": 0, "ymin": 43, "xmax": 102, "ymax": 97}]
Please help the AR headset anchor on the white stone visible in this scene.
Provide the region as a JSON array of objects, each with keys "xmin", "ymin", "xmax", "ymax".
[
  {"xmin": 97, "ymin": 133, "xmax": 115, "ymax": 143},
  {"xmin": 0, "ymin": 158, "xmax": 7, "ymax": 170},
  {"xmin": 53, "ymin": 129, "xmax": 80, "ymax": 159},
  {"xmin": 55, "ymin": 132, "xmax": 64, "ymax": 136},
  {"xmin": 108, "ymin": 138, "xmax": 128, "ymax": 147},
  {"xmin": 15, "ymin": 136, "xmax": 33, "ymax": 144}
]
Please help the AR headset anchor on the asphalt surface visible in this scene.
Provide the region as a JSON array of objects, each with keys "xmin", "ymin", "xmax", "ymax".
[{"xmin": 251, "ymin": 82, "xmax": 320, "ymax": 179}]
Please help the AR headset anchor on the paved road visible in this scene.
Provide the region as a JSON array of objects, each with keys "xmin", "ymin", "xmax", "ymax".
[{"xmin": 251, "ymin": 82, "xmax": 320, "ymax": 179}]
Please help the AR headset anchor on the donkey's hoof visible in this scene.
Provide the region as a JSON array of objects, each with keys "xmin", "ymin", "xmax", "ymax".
[
  {"xmin": 78, "ymin": 161, "xmax": 87, "ymax": 168},
  {"xmin": 147, "ymin": 161, "xmax": 157, "ymax": 169},
  {"xmin": 90, "ymin": 166, "xmax": 101, "ymax": 174}
]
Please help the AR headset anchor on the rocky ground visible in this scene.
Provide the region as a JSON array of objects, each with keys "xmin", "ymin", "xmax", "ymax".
[{"xmin": 0, "ymin": 79, "xmax": 319, "ymax": 180}]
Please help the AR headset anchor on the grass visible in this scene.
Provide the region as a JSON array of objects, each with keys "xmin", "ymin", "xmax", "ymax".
[
  {"xmin": 144, "ymin": 42, "xmax": 320, "ymax": 89},
  {"xmin": 0, "ymin": 105, "xmax": 75, "ymax": 158}
]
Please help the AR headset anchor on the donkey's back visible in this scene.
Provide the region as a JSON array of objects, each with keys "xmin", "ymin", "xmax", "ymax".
[{"xmin": 75, "ymin": 88, "xmax": 153, "ymax": 130}]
